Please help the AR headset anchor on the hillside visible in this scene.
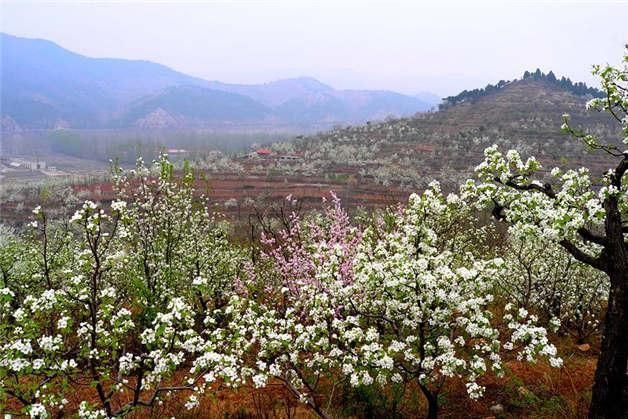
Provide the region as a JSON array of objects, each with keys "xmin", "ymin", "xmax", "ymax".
[
  {"xmin": 1, "ymin": 33, "xmax": 433, "ymax": 130},
  {"xmin": 117, "ymin": 86, "xmax": 273, "ymax": 128},
  {"xmin": 440, "ymin": 69, "xmax": 602, "ymax": 109},
  {"xmin": 238, "ymin": 78, "xmax": 620, "ymax": 193},
  {"xmin": 418, "ymin": 78, "xmax": 608, "ymax": 136}
]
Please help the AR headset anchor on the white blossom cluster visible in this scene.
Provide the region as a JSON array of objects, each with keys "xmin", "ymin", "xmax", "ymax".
[
  {"xmin": 342, "ymin": 184, "xmax": 561, "ymax": 403},
  {"xmin": 497, "ymin": 235, "xmax": 608, "ymax": 341}
]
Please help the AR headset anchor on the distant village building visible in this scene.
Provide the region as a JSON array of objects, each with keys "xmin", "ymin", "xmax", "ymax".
[
  {"xmin": 166, "ymin": 148, "xmax": 188, "ymax": 154},
  {"xmin": 53, "ymin": 119, "xmax": 70, "ymax": 130},
  {"xmin": 2, "ymin": 158, "xmax": 47, "ymax": 170},
  {"xmin": 23, "ymin": 160, "xmax": 46, "ymax": 170},
  {"xmin": 278, "ymin": 154, "xmax": 301, "ymax": 162},
  {"xmin": 256, "ymin": 148, "xmax": 272, "ymax": 156}
]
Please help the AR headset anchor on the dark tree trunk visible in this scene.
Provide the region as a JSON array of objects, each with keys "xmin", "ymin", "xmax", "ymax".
[
  {"xmin": 419, "ymin": 384, "xmax": 438, "ymax": 419},
  {"xmin": 426, "ymin": 396, "xmax": 438, "ymax": 419},
  {"xmin": 588, "ymin": 267, "xmax": 628, "ymax": 418}
]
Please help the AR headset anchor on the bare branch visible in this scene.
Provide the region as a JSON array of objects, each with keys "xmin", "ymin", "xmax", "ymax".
[
  {"xmin": 559, "ymin": 239, "xmax": 605, "ymax": 271},
  {"xmin": 611, "ymin": 154, "xmax": 628, "ymax": 189},
  {"xmin": 577, "ymin": 227, "xmax": 608, "ymax": 246},
  {"xmin": 494, "ymin": 177, "xmax": 556, "ymax": 199}
]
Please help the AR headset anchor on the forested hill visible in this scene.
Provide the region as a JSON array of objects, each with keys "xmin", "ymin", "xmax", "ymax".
[{"xmin": 440, "ymin": 69, "xmax": 602, "ymax": 110}]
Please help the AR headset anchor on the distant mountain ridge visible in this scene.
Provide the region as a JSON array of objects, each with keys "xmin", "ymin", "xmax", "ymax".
[
  {"xmin": 207, "ymin": 77, "xmax": 335, "ymax": 107},
  {"xmin": 1, "ymin": 33, "xmax": 210, "ymax": 128},
  {"xmin": 1, "ymin": 33, "xmax": 435, "ymax": 130}
]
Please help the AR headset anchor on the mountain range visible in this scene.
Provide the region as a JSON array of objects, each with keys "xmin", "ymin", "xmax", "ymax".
[{"xmin": 1, "ymin": 33, "xmax": 437, "ymax": 130}]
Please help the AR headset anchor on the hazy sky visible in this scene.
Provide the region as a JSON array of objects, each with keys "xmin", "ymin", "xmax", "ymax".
[{"xmin": 2, "ymin": 1, "xmax": 627, "ymax": 96}]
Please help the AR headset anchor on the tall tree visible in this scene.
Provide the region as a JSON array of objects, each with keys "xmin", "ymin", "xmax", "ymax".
[{"xmin": 468, "ymin": 49, "xmax": 627, "ymax": 418}]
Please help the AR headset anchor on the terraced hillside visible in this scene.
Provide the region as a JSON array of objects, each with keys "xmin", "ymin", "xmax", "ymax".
[{"xmin": 245, "ymin": 78, "xmax": 620, "ymax": 192}]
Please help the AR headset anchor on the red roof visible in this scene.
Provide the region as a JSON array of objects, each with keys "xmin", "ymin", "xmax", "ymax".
[{"xmin": 256, "ymin": 148, "xmax": 272, "ymax": 155}]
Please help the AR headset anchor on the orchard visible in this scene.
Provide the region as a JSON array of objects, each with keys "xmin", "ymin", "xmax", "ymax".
[{"xmin": 1, "ymin": 50, "xmax": 626, "ymax": 418}]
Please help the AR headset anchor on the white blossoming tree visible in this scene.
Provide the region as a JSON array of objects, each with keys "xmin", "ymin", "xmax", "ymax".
[
  {"xmin": 340, "ymin": 183, "xmax": 561, "ymax": 419},
  {"xmin": 498, "ymin": 235, "xmax": 608, "ymax": 342},
  {"xmin": 467, "ymin": 50, "xmax": 627, "ymax": 418},
  {"xmin": 0, "ymin": 156, "xmax": 244, "ymax": 417},
  {"xmin": 0, "ymin": 207, "xmax": 75, "ymax": 417}
]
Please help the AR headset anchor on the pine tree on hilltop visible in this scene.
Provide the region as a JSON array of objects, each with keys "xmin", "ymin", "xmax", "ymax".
[{"xmin": 440, "ymin": 69, "xmax": 603, "ymax": 110}]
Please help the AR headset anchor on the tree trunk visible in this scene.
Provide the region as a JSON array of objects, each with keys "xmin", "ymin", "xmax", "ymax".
[
  {"xmin": 426, "ymin": 396, "xmax": 438, "ymax": 419},
  {"xmin": 588, "ymin": 269, "xmax": 628, "ymax": 419},
  {"xmin": 419, "ymin": 384, "xmax": 439, "ymax": 419}
]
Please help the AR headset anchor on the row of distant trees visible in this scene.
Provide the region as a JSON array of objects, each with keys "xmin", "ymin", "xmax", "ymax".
[{"xmin": 440, "ymin": 69, "xmax": 603, "ymax": 110}]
